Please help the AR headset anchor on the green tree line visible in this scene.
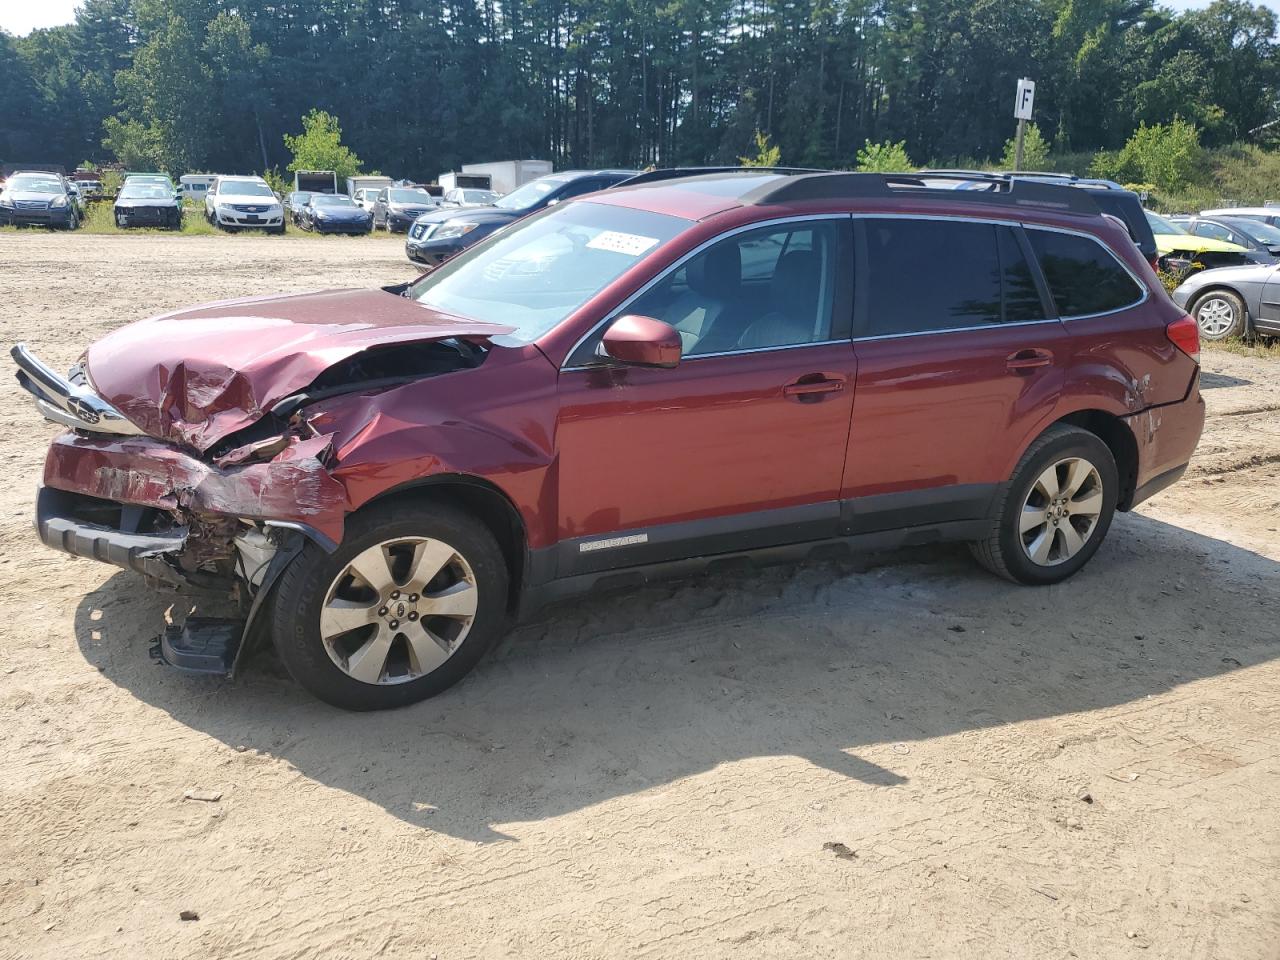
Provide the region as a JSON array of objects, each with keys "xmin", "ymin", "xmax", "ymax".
[{"xmin": 1, "ymin": 0, "xmax": 1277, "ymax": 178}]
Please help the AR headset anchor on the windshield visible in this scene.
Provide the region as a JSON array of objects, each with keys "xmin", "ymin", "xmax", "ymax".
[
  {"xmin": 220, "ymin": 180, "xmax": 274, "ymax": 197},
  {"xmin": 461, "ymin": 190, "xmax": 497, "ymax": 204},
  {"xmin": 290, "ymin": 192, "xmax": 312, "ymax": 203},
  {"xmin": 1145, "ymin": 211, "xmax": 1188, "ymax": 235},
  {"xmin": 1223, "ymin": 217, "xmax": 1280, "ymax": 245},
  {"xmin": 493, "ymin": 178, "xmax": 562, "ymax": 211},
  {"xmin": 409, "ymin": 201, "xmax": 687, "ymax": 342},
  {"xmin": 119, "ymin": 183, "xmax": 172, "ymax": 200},
  {"xmin": 6, "ymin": 174, "xmax": 63, "ymax": 193},
  {"xmin": 312, "ymin": 195, "xmax": 356, "ymax": 207},
  {"xmin": 390, "ymin": 189, "xmax": 431, "ymax": 203}
]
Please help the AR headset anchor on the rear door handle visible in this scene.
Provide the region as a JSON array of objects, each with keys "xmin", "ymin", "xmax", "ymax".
[
  {"xmin": 1006, "ymin": 348, "xmax": 1054, "ymax": 373},
  {"xmin": 783, "ymin": 374, "xmax": 846, "ymax": 402}
]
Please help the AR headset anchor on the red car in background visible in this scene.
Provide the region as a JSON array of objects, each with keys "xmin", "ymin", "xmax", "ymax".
[{"xmin": 13, "ymin": 171, "xmax": 1205, "ymax": 710}]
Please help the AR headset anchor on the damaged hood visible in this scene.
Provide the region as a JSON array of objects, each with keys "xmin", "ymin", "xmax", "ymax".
[{"xmin": 85, "ymin": 288, "xmax": 513, "ymax": 452}]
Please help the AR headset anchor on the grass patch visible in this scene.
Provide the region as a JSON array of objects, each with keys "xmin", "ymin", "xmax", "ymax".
[{"xmin": 1204, "ymin": 336, "xmax": 1280, "ymax": 359}]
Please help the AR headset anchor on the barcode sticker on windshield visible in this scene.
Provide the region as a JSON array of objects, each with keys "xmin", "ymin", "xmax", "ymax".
[{"xmin": 587, "ymin": 231, "xmax": 660, "ymax": 256}]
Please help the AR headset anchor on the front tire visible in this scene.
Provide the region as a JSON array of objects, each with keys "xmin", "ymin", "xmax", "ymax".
[
  {"xmin": 271, "ymin": 501, "xmax": 510, "ymax": 710},
  {"xmin": 970, "ymin": 425, "xmax": 1117, "ymax": 585},
  {"xmin": 1191, "ymin": 290, "xmax": 1247, "ymax": 340}
]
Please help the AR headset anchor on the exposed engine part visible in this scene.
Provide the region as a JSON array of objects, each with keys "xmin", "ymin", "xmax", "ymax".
[{"xmin": 234, "ymin": 526, "xmax": 279, "ymax": 588}]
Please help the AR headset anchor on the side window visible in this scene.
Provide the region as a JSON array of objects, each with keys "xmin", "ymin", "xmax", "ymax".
[
  {"xmin": 1194, "ymin": 222, "xmax": 1232, "ymax": 242},
  {"xmin": 584, "ymin": 220, "xmax": 842, "ymax": 361},
  {"xmin": 576, "ymin": 221, "xmax": 844, "ymax": 363},
  {"xmin": 556, "ymin": 178, "xmax": 603, "ymax": 202},
  {"xmin": 1027, "ymin": 229, "xmax": 1144, "ymax": 318},
  {"xmin": 998, "ymin": 227, "xmax": 1046, "ymax": 323},
  {"xmin": 861, "ymin": 219, "xmax": 1041, "ymax": 336}
]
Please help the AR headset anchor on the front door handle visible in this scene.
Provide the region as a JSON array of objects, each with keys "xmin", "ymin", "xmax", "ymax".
[
  {"xmin": 783, "ymin": 374, "xmax": 846, "ymax": 402},
  {"xmin": 1006, "ymin": 348, "xmax": 1054, "ymax": 373}
]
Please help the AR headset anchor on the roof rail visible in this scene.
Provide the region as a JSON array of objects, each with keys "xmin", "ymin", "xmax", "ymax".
[
  {"xmin": 613, "ymin": 166, "xmax": 824, "ymax": 188},
  {"xmin": 741, "ymin": 172, "xmax": 1101, "ymax": 215}
]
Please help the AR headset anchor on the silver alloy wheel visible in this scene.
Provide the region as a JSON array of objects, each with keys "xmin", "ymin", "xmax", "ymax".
[
  {"xmin": 320, "ymin": 536, "xmax": 479, "ymax": 685},
  {"xmin": 1019, "ymin": 457, "xmax": 1105, "ymax": 566},
  {"xmin": 1196, "ymin": 297, "xmax": 1236, "ymax": 337}
]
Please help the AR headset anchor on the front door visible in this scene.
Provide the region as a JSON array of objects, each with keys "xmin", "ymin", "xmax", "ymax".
[
  {"xmin": 842, "ymin": 216, "xmax": 1069, "ymax": 530},
  {"xmin": 554, "ymin": 218, "xmax": 856, "ymax": 577}
]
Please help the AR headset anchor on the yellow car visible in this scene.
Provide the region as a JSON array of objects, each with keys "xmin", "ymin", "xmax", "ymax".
[{"xmin": 1145, "ymin": 210, "xmax": 1261, "ymax": 268}]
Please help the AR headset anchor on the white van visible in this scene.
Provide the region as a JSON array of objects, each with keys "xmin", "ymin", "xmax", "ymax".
[{"xmin": 180, "ymin": 174, "xmax": 217, "ymax": 200}]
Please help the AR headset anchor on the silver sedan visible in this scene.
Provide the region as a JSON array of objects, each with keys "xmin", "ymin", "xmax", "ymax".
[{"xmin": 1171, "ymin": 262, "xmax": 1280, "ymax": 340}]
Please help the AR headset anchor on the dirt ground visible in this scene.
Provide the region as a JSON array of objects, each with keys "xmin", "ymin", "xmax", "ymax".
[{"xmin": 1, "ymin": 232, "xmax": 1278, "ymax": 960}]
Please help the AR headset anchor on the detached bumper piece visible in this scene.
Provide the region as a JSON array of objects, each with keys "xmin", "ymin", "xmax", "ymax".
[
  {"xmin": 155, "ymin": 618, "xmax": 243, "ymax": 674},
  {"xmin": 36, "ymin": 485, "xmax": 188, "ymax": 585}
]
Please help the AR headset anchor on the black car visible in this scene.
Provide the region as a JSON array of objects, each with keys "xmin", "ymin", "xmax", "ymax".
[
  {"xmin": 923, "ymin": 170, "xmax": 1159, "ymax": 268},
  {"xmin": 0, "ymin": 171, "xmax": 80, "ymax": 229},
  {"xmin": 405, "ymin": 168, "xmax": 639, "ymax": 267},
  {"xmin": 1169, "ymin": 214, "xmax": 1280, "ymax": 260},
  {"xmin": 297, "ymin": 193, "xmax": 373, "ymax": 234},
  {"xmin": 114, "ymin": 180, "xmax": 183, "ymax": 229},
  {"xmin": 285, "ymin": 191, "xmax": 313, "ymax": 225},
  {"xmin": 373, "ymin": 187, "xmax": 440, "ymax": 232}
]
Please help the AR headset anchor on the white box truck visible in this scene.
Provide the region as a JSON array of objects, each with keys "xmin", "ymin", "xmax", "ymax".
[
  {"xmin": 460, "ymin": 160, "xmax": 553, "ymax": 195},
  {"xmin": 294, "ymin": 170, "xmax": 337, "ymax": 194},
  {"xmin": 438, "ymin": 171, "xmax": 495, "ymax": 192},
  {"xmin": 345, "ymin": 174, "xmax": 393, "ymax": 199}
]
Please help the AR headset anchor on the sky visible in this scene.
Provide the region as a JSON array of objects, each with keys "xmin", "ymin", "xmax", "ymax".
[{"xmin": 2, "ymin": 0, "xmax": 1278, "ymax": 36}]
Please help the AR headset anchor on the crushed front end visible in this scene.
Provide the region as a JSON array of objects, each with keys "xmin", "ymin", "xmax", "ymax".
[{"xmin": 13, "ymin": 343, "xmax": 349, "ymax": 675}]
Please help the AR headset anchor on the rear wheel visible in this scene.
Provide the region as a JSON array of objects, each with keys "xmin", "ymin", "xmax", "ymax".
[
  {"xmin": 1191, "ymin": 290, "xmax": 1247, "ymax": 340},
  {"xmin": 271, "ymin": 501, "xmax": 509, "ymax": 710},
  {"xmin": 970, "ymin": 425, "xmax": 1118, "ymax": 585}
]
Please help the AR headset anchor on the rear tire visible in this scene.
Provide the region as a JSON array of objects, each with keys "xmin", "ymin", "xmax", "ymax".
[
  {"xmin": 1191, "ymin": 290, "xmax": 1247, "ymax": 340},
  {"xmin": 970, "ymin": 425, "xmax": 1118, "ymax": 585},
  {"xmin": 270, "ymin": 501, "xmax": 509, "ymax": 710}
]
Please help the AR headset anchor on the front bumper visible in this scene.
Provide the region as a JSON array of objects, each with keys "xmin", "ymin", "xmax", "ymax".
[
  {"xmin": 2, "ymin": 205, "xmax": 73, "ymax": 226},
  {"xmin": 42, "ymin": 430, "xmax": 348, "ymax": 550},
  {"xmin": 36, "ymin": 484, "xmax": 191, "ymax": 585},
  {"xmin": 214, "ymin": 210, "xmax": 283, "ymax": 228},
  {"xmin": 117, "ymin": 206, "xmax": 180, "ymax": 227},
  {"xmin": 405, "ymin": 238, "xmax": 464, "ymax": 265},
  {"xmin": 314, "ymin": 219, "xmax": 371, "ymax": 235}
]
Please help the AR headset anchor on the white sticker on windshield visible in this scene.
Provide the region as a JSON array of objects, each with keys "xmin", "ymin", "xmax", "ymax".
[{"xmin": 587, "ymin": 230, "xmax": 660, "ymax": 257}]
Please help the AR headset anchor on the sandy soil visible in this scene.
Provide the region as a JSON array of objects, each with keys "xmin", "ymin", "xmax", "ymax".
[{"xmin": 0, "ymin": 232, "xmax": 1277, "ymax": 960}]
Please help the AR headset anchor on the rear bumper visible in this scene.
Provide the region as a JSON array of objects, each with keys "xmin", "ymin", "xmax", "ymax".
[{"xmin": 1124, "ymin": 372, "xmax": 1206, "ymax": 508}]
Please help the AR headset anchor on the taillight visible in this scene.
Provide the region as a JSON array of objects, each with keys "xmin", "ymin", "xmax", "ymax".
[{"xmin": 1166, "ymin": 314, "xmax": 1200, "ymax": 363}]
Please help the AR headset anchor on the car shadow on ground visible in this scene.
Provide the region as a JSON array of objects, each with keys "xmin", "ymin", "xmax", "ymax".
[
  {"xmin": 1200, "ymin": 371, "xmax": 1252, "ymax": 389},
  {"xmin": 75, "ymin": 511, "xmax": 1280, "ymax": 843}
]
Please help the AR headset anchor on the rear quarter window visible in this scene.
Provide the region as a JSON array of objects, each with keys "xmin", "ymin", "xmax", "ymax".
[{"xmin": 1026, "ymin": 229, "xmax": 1145, "ymax": 318}]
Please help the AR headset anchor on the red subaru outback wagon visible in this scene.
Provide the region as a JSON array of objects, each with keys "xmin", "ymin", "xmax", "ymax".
[{"xmin": 14, "ymin": 171, "xmax": 1205, "ymax": 710}]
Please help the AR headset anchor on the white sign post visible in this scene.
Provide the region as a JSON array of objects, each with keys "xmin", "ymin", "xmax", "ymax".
[{"xmin": 1013, "ymin": 78, "xmax": 1036, "ymax": 171}]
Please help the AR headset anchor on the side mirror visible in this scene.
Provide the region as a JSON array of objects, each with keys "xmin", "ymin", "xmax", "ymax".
[{"xmin": 598, "ymin": 315, "xmax": 682, "ymax": 369}]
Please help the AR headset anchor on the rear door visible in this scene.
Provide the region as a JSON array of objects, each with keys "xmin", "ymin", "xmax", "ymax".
[{"xmin": 842, "ymin": 216, "xmax": 1069, "ymax": 531}]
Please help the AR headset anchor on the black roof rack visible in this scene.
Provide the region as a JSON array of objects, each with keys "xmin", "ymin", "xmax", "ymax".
[
  {"xmin": 741, "ymin": 172, "xmax": 1101, "ymax": 215},
  {"xmin": 613, "ymin": 166, "xmax": 824, "ymax": 188}
]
